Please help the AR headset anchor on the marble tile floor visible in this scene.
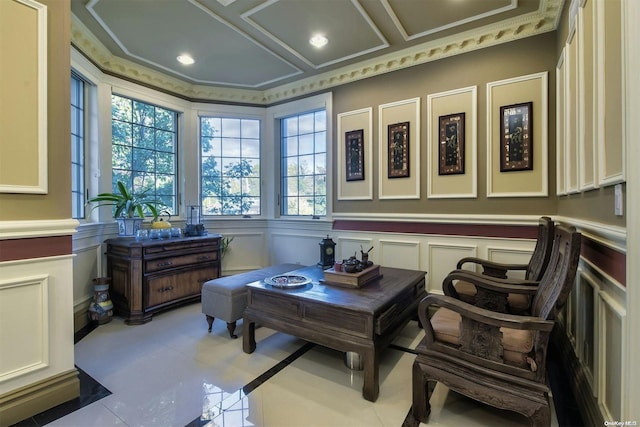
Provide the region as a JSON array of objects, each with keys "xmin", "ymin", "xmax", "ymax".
[{"xmin": 14, "ymin": 302, "xmax": 573, "ymax": 426}]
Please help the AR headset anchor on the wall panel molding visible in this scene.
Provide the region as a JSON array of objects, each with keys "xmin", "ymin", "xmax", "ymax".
[
  {"xmin": 0, "ymin": 0, "xmax": 48, "ymax": 194},
  {"xmin": 0, "ymin": 275, "xmax": 49, "ymax": 383}
]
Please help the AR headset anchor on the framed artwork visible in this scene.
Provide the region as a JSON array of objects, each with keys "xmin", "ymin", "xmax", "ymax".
[
  {"xmin": 388, "ymin": 122, "xmax": 410, "ymax": 178},
  {"xmin": 438, "ymin": 113, "xmax": 465, "ymax": 175},
  {"xmin": 345, "ymin": 129, "xmax": 365, "ymax": 181},
  {"xmin": 500, "ymin": 102, "xmax": 533, "ymax": 172}
]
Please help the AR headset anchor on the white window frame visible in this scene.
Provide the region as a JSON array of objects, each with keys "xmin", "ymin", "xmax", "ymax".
[{"xmin": 265, "ymin": 93, "xmax": 333, "ymax": 219}]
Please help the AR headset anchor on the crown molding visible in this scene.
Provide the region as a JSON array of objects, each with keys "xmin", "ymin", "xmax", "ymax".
[{"xmin": 71, "ymin": 0, "xmax": 563, "ymax": 105}]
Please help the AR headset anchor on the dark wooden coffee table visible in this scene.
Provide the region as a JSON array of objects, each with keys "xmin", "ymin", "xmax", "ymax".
[{"xmin": 242, "ymin": 265, "xmax": 427, "ymax": 402}]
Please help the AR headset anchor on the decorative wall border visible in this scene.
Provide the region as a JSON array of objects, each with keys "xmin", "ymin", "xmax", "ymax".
[{"xmin": 70, "ymin": 1, "xmax": 563, "ymax": 105}]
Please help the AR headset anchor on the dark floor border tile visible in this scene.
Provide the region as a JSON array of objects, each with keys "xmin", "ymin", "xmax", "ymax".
[{"xmin": 11, "ymin": 367, "xmax": 111, "ymax": 427}]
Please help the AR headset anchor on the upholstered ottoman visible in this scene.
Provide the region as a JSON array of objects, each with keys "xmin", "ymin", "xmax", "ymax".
[{"xmin": 202, "ymin": 263, "xmax": 300, "ymax": 338}]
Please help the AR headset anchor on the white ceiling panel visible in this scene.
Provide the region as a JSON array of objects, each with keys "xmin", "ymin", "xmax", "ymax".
[
  {"xmin": 383, "ymin": 0, "xmax": 518, "ymax": 41},
  {"xmin": 87, "ymin": 0, "xmax": 301, "ymax": 87},
  {"xmin": 71, "ymin": 0, "xmax": 562, "ymax": 94},
  {"xmin": 243, "ymin": 0, "xmax": 388, "ymax": 68}
]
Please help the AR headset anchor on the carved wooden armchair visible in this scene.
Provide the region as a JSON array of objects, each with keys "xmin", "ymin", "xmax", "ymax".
[
  {"xmin": 449, "ymin": 216, "xmax": 555, "ymax": 313},
  {"xmin": 412, "ymin": 224, "xmax": 581, "ymax": 427}
]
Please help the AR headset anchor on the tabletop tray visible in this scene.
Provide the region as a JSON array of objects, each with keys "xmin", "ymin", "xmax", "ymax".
[{"xmin": 323, "ymin": 264, "xmax": 381, "ymax": 288}]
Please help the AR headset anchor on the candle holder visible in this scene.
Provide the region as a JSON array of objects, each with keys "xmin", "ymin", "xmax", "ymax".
[{"xmin": 184, "ymin": 205, "xmax": 207, "ymax": 236}]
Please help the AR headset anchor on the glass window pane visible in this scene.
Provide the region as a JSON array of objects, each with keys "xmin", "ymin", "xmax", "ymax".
[
  {"xmin": 298, "ymin": 155, "xmax": 314, "ymax": 175},
  {"xmin": 284, "ymin": 117, "xmax": 298, "ymax": 137},
  {"xmin": 286, "ymin": 176, "xmax": 298, "ymax": 195},
  {"xmin": 112, "ymin": 95, "xmax": 132, "ymax": 122},
  {"xmin": 314, "ymin": 111, "xmax": 326, "ymax": 132},
  {"xmin": 298, "ymin": 113, "xmax": 314, "ymax": 134},
  {"xmin": 241, "ymin": 119, "xmax": 260, "ymax": 138},
  {"xmin": 314, "ymin": 153, "xmax": 326, "ymax": 174},
  {"xmin": 112, "ymin": 121, "xmax": 132, "ymax": 146},
  {"xmin": 315, "ymin": 131, "xmax": 326, "ymax": 153},
  {"xmin": 156, "ymin": 152, "xmax": 174, "ymax": 174},
  {"xmin": 241, "ymin": 139, "xmax": 260, "ymax": 158},
  {"xmin": 112, "ymin": 145, "xmax": 132, "ymax": 169},
  {"xmin": 279, "ymin": 109, "xmax": 327, "ymax": 216},
  {"xmin": 299, "ymin": 176, "xmax": 315, "ymax": 196},
  {"xmin": 111, "ymin": 95, "xmax": 177, "ymax": 215},
  {"xmin": 201, "ymin": 117, "xmax": 220, "ymax": 137},
  {"xmin": 299, "ymin": 134, "xmax": 314, "ymax": 155},
  {"xmin": 221, "ymin": 138, "xmax": 241, "ymax": 157},
  {"xmin": 132, "ymin": 125, "xmax": 154, "ymax": 149},
  {"xmin": 221, "ymin": 118, "xmax": 241, "ymax": 137},
  {"xmin": 285, "ymin": 157, "xmax": 298, "ymax": 177},
  {"xmin": 156, "ymin": 130, "xmax": 174, "ymax": 152},
  {"xmin": 285, "ymin": 136, "xmax": 298, "ymax": 156},
  {"xmin": 199, "ymin": 116, "xmax": 261, "ymax": 216},
  {"xmin": 244, "ymin": 159, "xmax": 260, "ymax": 177},
  {"xmin": 132, "ymin": 148, "xmax": 154, "ymax": 172},
  {"xmin": 155, "ymin": 107, "xmax": 174, "ymax": 131},
  {"xmin": 133, "ymin": 101, "xmax": 154, "ymax": 126},
  {"xmin": 285, "ymin": 197, "xmax": 298, "ymax": 215}
]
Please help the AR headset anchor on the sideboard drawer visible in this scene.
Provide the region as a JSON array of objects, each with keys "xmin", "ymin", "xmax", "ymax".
[
  {"xmin": 145, "ymin": 265, "xmax": 218, "ymax": 310},
  {"xmin": 145, "ymin": 251, "xmax": 218, "ymax": 273}
]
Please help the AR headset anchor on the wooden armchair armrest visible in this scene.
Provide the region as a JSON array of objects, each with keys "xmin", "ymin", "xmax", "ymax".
[
  {"xmin": 456, "ymin": 257, "xmax": 529, "ymax": 278},
  {"xmin": 418, "ymin": 294, "xmax": 554, "ymax": 345},
  {"xmin": 443, "ymin": 270, "xmax": 539, "ymax": 298}
]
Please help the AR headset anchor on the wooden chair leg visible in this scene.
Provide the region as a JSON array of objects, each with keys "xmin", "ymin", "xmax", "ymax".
[
  {"xmin": 227, "ymin": 321, "xmax": 238, "ymax": 338},
  {"xmin": 412, "ymin": 360, "xmax": 432, "ymax": 423},
  {"xmin": 206, "ymin": 315, "xmax": 214, "ymax": 333},
  {"xmin": 528, "ymin": 402, "xmax": 551, "ymax": 427}
]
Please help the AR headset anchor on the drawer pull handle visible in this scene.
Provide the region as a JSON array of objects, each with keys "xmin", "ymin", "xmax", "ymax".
[
  {"xmin": 157, "ymin": 261, "xmax": 173, "ymax": 267},
  {"xmin": 158, "ymin": 286, "xmax": 174, "ymax": 293},
  {"xmin": 197, "ymin": 255, "xmax": 210, "ymax": 261}
]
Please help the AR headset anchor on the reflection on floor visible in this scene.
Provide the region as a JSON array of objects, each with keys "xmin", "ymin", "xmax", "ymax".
[{"xmin": 13, "ymin": 303, "xmax": 576, "ymax": 426}]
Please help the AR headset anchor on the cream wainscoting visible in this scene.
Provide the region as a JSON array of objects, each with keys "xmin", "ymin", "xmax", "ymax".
[
  {"xmin": 556, "ymin": 216, "xmax": 626, "ymax": 426},
  {"xmin": 0, "ymin": 219, "xmax": 79, "ymax": 425}
]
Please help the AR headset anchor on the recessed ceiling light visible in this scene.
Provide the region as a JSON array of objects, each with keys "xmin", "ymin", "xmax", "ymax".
[
  {"xmin": 309, "ymin": 34, "xmax": 328, "ymax": 48},
  {"xmin": 176, "ymin": 54, "xmax": 195, "ymax": 65}
]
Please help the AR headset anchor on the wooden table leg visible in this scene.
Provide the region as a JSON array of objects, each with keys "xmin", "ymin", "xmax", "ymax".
[
  {"xmin": 362, "ymin": 347, "xmax": 379, "ymax": 402},
  {"xmin": 243, "ymin": 319, "xmax": 256, "ymax": 353}
]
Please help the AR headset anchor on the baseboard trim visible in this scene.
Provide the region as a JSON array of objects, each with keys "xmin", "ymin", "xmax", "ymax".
[
  {"xmin": 0, "ymin": 369, "xmax": 79, "ymax": 427},
  {"xmin": 552, "ymin": 328, "xmax": 604, "ymax": 427},
  {"xmin": 74, "ymin": 300, "xmax": 92, "ymax": 333}
]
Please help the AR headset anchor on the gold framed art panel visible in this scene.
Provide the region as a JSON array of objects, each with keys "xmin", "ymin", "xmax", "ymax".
[
  {"xmin": 427, "ymin": 86, "xmax": 477, "ymax": 199},
  {"xmin": 486, "ymin": 72, "xmax": 548, "ymax": 197},
  {"xmin": 378, "ymin": 98, "xmax": 420, "ymax": 200},
  {"xmin": 337, "ymin": 107, "xmax": 373, "ymax": 200}
]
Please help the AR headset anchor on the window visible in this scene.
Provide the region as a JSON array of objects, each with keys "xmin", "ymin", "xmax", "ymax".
[
  {"xmin": 200, "ymin": 117, "xmax": 261, "ymax": 216},
  {"xmin": 111, "ymin": 94, "xmax": 178, "ymax": 215},
  {"xmin": 281, "ymin": 110, "xmax": 326, "ymax": 216},
  {"xmin": 71, "ymin": 74, "xmax": 86, "ymax": 219}
]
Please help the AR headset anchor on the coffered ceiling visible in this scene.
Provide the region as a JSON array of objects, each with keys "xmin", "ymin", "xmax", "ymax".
[{"xmin": 71, "ymin": 0, "xmax": 563, "ymax": 103}]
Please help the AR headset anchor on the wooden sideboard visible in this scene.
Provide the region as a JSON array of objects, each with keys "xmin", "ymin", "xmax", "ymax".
[{"xmin": 105, "ymin": 234, "xmax": 221, "ymax": 324}]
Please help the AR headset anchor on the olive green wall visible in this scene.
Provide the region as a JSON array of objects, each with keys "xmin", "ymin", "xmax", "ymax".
[
  {"xmin": 332, "ymin": 32, "xmax": 558, "ymax": 215},
  {"xmin": 0, "ymin": 0, "xmax": 71, "ymax": 221}
]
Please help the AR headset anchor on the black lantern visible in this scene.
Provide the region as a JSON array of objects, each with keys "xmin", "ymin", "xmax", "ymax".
[{"xmin": 318, "ymin": 235, "xmax": 336, "ymax": 268}]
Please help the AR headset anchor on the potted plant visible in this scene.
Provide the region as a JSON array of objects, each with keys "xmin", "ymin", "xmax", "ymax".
[
  {"xmin": 221, "ymin": 236, "xmax": 234, "ymax": 259},
  {"xmin": 88, "ymin": 181, "xmax": 164, "ymax": 236}
]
